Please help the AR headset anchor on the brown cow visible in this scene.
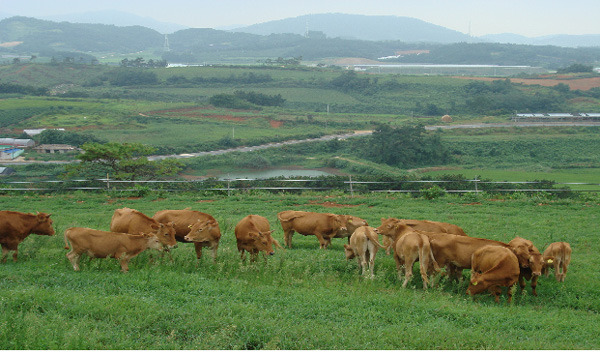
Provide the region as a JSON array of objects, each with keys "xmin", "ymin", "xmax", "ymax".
[
  {"xmin": 343, "ymin": 226, "xmax": 385, "ymax": 278},
  {"xmin": 64, "ymin": 226, "xmax": 166, "ymax": 272},
  {"xmin": 277, "ymin": 210, "xmax": 347, "ymax": 249},
  {"xmin": 377, "ymin": 218, "xmax": 440, "ymax": 289},
  {"xmin": 542, "ymin": 242, "xmax": 572, "ymax": 282},
  {"xmin": 508, "ymin": 237, "xmax": 547, "ymax": 296},
  {"xmin": 110, "ymin": 207, "xmax": 177, "ymax": 250},
  {"xmin": 329, "ymin": 215, "xmax": 369, "ymax": 248},
  {"xmin": 153, "ymin": 209, "xmax": 221, "ymax": 261},
  {"xmin": 235, "ymin": 215, "xmax": 282, "ymax": 262},
  {"xmin": 425, "ymin": 232, "xmax": 509, "ymax": 282},
  {"xmin": 380, "ymin": 218, "xmax": 467, "ymax": 254},
  {"xmin": 467, "ymin": 245, "xmax": 520, "ymax": 303},
  {"xmin": 0, "ymin": 210, "xmax": 55, "ymax": 263}
]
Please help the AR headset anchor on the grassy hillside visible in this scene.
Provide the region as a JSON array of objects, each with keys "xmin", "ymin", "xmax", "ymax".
[{"xmin": 0, "ymin": 191, "xmax": 598, "ymax": 349}]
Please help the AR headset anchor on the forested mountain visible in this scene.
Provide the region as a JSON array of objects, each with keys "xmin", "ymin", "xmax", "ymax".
[
  {"xmin": 232, "ymin": 13, "xmax": 472, "ymax": 43},
  {"xmin": 0, "ymin": 16, "xmax": 163, "ymax": 53},
  {"xmin": 0, "ymin": 16, "xmax": 598, "ymax": 69}
]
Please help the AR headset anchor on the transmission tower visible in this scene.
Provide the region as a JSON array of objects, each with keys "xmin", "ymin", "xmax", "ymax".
[{"xmin": 163, "ymin": 34, "xmax": 170, "ymax": 52}]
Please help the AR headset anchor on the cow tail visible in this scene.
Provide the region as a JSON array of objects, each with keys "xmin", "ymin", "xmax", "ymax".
[
  {"xmin": 63, "ymin": 229, "xmax": 70, "ymax": 250},
  {"xmin": 429, "ymin": 243, "xmax": 441, "ymax": 272}
]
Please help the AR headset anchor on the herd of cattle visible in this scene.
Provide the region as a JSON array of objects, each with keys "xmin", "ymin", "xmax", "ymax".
[{"xmin": 1, "ymin": 208, "xmax": 572, "ymax": 303}]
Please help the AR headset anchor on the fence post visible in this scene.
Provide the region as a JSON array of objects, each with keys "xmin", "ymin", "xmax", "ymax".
[
  {"xmin": 106, "ymin": 173, "xmax": 110, "ymax": 190},
  {"xmin": 474, "ymin": 176, "xmax": 479, "ymax": 193},
  {"xmin": 349, "ymin": 175, "xmax": 354, "ymax": 197},
  {"xmin": 227, "ymin": 179, "xmax": 231, "ymax": 197}
]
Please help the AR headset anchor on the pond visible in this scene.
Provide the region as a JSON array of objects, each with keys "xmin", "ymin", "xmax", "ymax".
[{"xmin": 218, "ymin": 169, "xmax": 332, "ymax": 180}]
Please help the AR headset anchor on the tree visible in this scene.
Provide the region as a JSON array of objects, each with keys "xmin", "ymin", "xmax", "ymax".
[{"xmin": 64, "ymin": 142, "xmax": 183, "ymax": 181}]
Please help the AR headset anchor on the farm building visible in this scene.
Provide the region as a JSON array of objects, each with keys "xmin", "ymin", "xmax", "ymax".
[
  {"xmin": 32, "ymin": 144, "xmax": 79, "ymax": 154},
  {"xmin": 0, "ymin": 166, "xmax": 16, "ymax": 176},
  {"xmin": 0, "ymin": 138, "xmax": 35, "ymax": 147},
  {"xmin": 23, "ymin": 128, "xmax": 65, "ymax": 136},
  {"xmin": 0, "ymin": 148, "xmax": 24, "ymax": 160},
  {"xmin": 511, "ymin": 113, "xmax": 600, "ymax": 122}
]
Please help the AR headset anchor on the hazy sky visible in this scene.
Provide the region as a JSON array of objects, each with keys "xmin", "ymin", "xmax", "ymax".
[{"xmin": 1, "ymin": 0, "xmax": 598, "ymax": 37}]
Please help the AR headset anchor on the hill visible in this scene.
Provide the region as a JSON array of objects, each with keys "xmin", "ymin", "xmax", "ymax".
[
  {"xmin": 233, "ymin": 13, "xmax": 472, "ymax": 43},
  {"xmin": 0, "ymin": 16, "xmax": 163, "ymax": 54}
]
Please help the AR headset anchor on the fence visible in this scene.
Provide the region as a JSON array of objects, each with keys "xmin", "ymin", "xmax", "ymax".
[{"xmin": 1, "ymin": 177, "xmax": 599, "ymax": 195}]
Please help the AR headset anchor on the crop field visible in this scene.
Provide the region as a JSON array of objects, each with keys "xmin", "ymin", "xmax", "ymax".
[{"xmin": 1, "ymin": 191, "xmax": 599, "ymax": 349}]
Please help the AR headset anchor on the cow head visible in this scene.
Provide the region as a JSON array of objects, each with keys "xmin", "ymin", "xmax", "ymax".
[
  {"xmin": 466, "ymin": 272, "xmax": 487, "ymax": 296},
  {"xmin": 184, "ymin": 219, "xmax": 218, "ymax": 242},
  {"xmin": 527, "ymin": 252, "xmax": 545, "ymax": 277},
  {"xmin": 151, "ymin": 222, "xmax": 177, "ymax": 249},
  {"xmin": 343, "ymin": 244, "xmax": 356, "ymax": 260},
  {"xmin": 34, "ymin": 212, "xmax": 55, "ymax": 236},
  {"xmin": 141, "ymin": 233, "xmax": 163, "ymax": 251},
  {"xmin": 250, "ymin": 230, "xmax": 275, "ymax": 255},
  {"xmin": 341, "ymin": 215, "xmax": 368, "ymax": 236}
]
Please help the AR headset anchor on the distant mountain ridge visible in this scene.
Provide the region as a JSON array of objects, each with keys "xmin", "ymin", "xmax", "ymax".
[{"xmin": 233, "ymin": 13, "xmax": 473, "ymax": 43}]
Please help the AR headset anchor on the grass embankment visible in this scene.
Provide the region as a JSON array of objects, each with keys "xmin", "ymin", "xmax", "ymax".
[{"xmin": 1, "ymin": 191, "xmax": 598, "ymax": 349}]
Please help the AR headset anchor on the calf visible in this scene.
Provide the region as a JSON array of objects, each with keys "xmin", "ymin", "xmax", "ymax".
[
  {"xmin": 153, "ymin": 209, "xmax": 221, "ymax": 261},
  {"xmin": 467, "ymin": 245, "xmax": 520, "ymax": 303},
  {"xmin": 508, "ymin": 237, "xmax": 547, "ymax": 296},
  {"xmin": 277, "ymin": 210, "xmax": 347, "ymax": 249},
  {"xmin": 64, "ymin": 226, "xmax": 165, "ymax": 272},
  {"xmin": 1, "ymin": 210, "xmax": 55, "ymax": 263},
  {"xmin": 377, "ymin": 218, "xmax": 440, "ymax": 289},
  {"xmin": 343, "ymin": 226, "xmax": 384, "ymax": 278},
  {"xmin": 542, "ymin": 242, "xmax": 572, "ymax": 282},
  {"xmin": 328, "ymin": 214, "xmax": 369, "ymax": 248},
  {"xmin": 235, "ymin": 215, "xmax": 282, "ymax": 262},
  {"xmin": 110, "ymin": 207, "xmax": 177, "ymax": 250}
]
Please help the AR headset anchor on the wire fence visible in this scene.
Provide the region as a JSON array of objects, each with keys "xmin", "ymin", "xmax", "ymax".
[{"xmin": 1, "ymin": 176, "xmax": 599, "ymax": 196}]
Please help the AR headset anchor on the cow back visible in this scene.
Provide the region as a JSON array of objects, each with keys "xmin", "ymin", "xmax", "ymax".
[{"xmin": 154, "ymin": 209, "xmax": 221, "ymax": 241}]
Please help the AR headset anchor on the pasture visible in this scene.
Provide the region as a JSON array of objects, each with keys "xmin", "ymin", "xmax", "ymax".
[{"xmin": 1, "ymin": 191, "xmax": 599, "ymax": 349}]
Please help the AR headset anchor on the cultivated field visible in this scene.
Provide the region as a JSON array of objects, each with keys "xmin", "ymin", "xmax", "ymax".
[{"xmin": 1, "ymin": 191, "xmax": 599, "ymax": 349}]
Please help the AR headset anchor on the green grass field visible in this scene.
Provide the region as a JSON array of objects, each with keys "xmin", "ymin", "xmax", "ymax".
[{"xmin": 1, "ymin": 191, "xmax": 599, "ymax": 349}]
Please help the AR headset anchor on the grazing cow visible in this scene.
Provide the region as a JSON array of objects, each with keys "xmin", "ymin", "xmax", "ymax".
[
  {"xmin": 0, "ymin": 210, "xmax": 55, "ymax": 263},
  {"xmin": 343, "ymin": 226, "xmax": 385, "ymax": 278},
  {"xmin": 508, "ymin": 237, "xmax": 547, "ymax": 296},
  {"xmin": 110, "ymin": 207, "xmax": 177, "ymax": 250},
  {"xmin": 377, "ymin": 219, "xmax": 440, "ymax": 289},
  {"xmin": 542, "ymin": 242, "xmax": 572, "ymax": 282},
  {"xmin": 467, "ymin": 245, "xmax": 520, "ymax": 303},
  {"xmin": 380, "ymin": 218, "xmax": 467, "ymax": 254},
  {"xmin": 425, "ymin": 232, "xmax": 509, "ymax": 282},
  {"xmin": 64, "ymin": 226, "xmax": 166, "ymax": 272},
  {"xmin": 235, "ymin": 215, "xmax": 282, "ymax": 262},
  {"xmin": 328, "ymin": 214, "xmax": 369, "ymax": 248},
  {"xmin": 277, "ymin": 210, "xmax": 347, "ymax": 249},
  {"xmin": 153, "ymin": 209, "xmax": 222, "ymax": 261}
]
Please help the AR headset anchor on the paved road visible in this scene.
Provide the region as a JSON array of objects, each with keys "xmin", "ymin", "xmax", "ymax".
[{"xmin": 4, "ymin": 121, "xmax": 600, "ymax": 164}]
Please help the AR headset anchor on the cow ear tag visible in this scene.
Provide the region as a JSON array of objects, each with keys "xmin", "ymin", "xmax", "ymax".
[
  {"xmin": 547, "ymin": 259, "xmax": 553, "ymax": 264},
  {"xmin": 472, "ymin": 281, "xmax": 478, "ymax": 285}
]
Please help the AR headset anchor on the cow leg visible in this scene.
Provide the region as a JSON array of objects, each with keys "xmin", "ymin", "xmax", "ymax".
[
  {"xmin": 489, "ymin": 285, "xmax": 502, "ymax": 303},
  {"xmin": 518, "ymin": 273, "xmax": 526, "ymax": 292},
  {"xmin": 531, "ymin": 275, "xmax": 539, "ymax": 296},
  {"xmin": 240, "ymin": 249, "xmax": 246, "ymax": 261},
  {"xmin": 119, "ymin": 255, "xmax": 131, "ymax": 273},
  {"xmin": 357, "ymin": 254, "xmax": 367, "ymax": 276},
  {"xmin": 560, "ymin": 261, "xmax": 568, "ymax": 282},
  {"xmin": 394, "ymin": 253, "xmax": 404, "ymax": 282},
  {"xmin": 419, "ymin": 262, "xmax": 429, "ymax": 290},
  {"xmin": 284, "ymin": 230, "xmax": 294, "ymax": 248},
  {"xmin": 211, "ymin": 244, "xmax": 218, "ymax": 263},
  {"xmin": 315, "ymin": 233, "xmax": 328, "ymax": 249},
  {"xmin": 403, "ymin": 259, "xmax": 414, "ymax": 288},
  {"xmin": 1, "ymin": 245, "xmax": 9, "ymax": 263},
  {"xmin": 368, "ymin": 248, "xmax": 376, "ymax": 279},
  {"xmin": 194, "ymin": 243, "xmax": 203, "ymax": 259},
  {"xmin": 507, "ymin": 284, "xmax": 515, "ymax": 303},
  {"xmin": 66, "ymin": 251, "xmax": 81, "ymax": 271}
]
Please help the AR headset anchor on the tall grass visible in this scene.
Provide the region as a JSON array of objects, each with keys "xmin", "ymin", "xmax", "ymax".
[{"xmin": 0, "ymin": 191, "xmax": 598, "ymax": 349}]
